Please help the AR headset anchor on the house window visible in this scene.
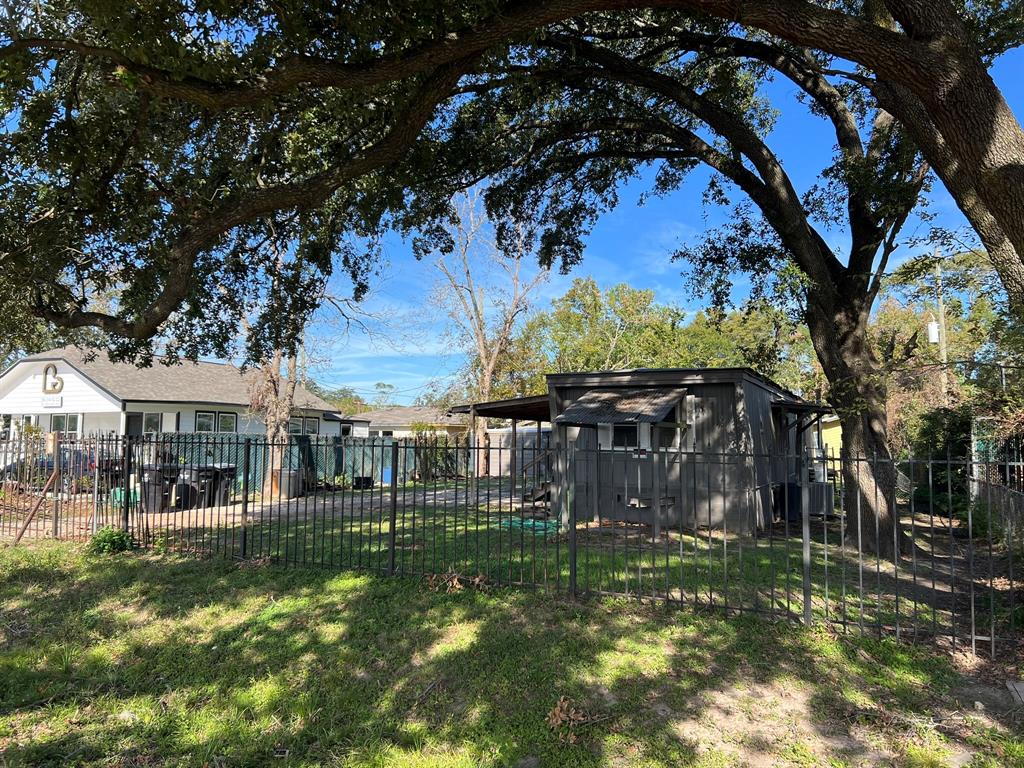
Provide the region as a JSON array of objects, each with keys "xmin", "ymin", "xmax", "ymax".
[
  {"xmin": 340, "ymin": 424, "xmax": 352, "ymax": 437},
  {"xmin": 50, "ymin": 413, "xmax": 80, "ymax": 437},
  {"xmin": 217, "ymin": 412, "xmax": 238, "ymax": 433},
  {"xmin": 195, "ymin": 411, "xmax": 216, "ymax": 433},
  {"xmin": 612, "ymin": 425, "xmax": 638, "ymax": 448},
  {"xmin": 143, "ymin": 412, "xmax": 162, "ymax": 434},
  {"xmin": 287, "ymin": 417, "xmax": 319, "ymax": 435},
  {"xmin": 656, "ymin": 425, "xmax": 680, "ymax": 449}
]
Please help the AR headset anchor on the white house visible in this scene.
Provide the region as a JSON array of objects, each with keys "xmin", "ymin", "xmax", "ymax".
[{"xmin": 0, "ymin": 346, "xmax": 370, "ymax": 439}]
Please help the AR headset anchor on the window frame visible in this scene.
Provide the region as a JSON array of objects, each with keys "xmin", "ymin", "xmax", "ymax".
[
  {"xmin": 217, "ymin": 412, "xmax": 238, "ymax": 434},
  {"xmin": 611, "ymin": 424, "xmax": 638, "ymax": 448},
  {"xmin": 194, "ymin": 411, "xmax": 216, "ymax": 433},
  {"xmin": 143, "ymin": 412, "xmax": 162, "ymax": 435},
  {"xmin": 50, "ymin": 413, "xmax": 80, "ymax": 437},
  {"xmin": 303, "ymin": 417, "xmax": 319, "ymax": 435}
]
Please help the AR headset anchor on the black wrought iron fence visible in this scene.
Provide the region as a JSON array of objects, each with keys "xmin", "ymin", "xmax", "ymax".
[{"xmin": 1, "ymin": 433, "xmax": 1020, "ymax": 658}]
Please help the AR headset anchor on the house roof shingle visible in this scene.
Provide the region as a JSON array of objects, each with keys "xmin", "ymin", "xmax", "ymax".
[
  {"xmin": 346, "ymin": 405, "xmax": 467, "ymax": 428},
  {"xmin": 16, "ymin": 346, "xmax": 336, "ymax": 411}
]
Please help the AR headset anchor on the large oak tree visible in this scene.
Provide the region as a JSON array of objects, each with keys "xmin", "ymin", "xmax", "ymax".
[
  {"xmin": 420, "ymin": 12, "xmax": 929, "ymax": 557},
  {"xmin": 2, "ymin": 1, "xmax": 1023, "ymax": 364}
]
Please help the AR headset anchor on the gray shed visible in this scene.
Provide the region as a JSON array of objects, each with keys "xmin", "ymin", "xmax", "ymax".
[
  {"xmin": 453, "ymin": 368, "xmax": 829, "ymax": 534},
  {"xmin": 550, "ymin": 369, "xmax": 822, "ymax": 534}
]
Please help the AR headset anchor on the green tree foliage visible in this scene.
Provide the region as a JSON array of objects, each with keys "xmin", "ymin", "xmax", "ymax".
[
  {"xmin": 879, "ymin": 250, "xmax": 1024, "ymax": 454},
  {"xmin": 305, "ymin": 382, "xmax": 370, "ymax": 416},
  {"xmin": 490, "ymin": 278, "xmax": 820, "ymax": 397},
  {"xmin": 3, "ymin": 1, "xmax": 1024, "ymax": 368}
]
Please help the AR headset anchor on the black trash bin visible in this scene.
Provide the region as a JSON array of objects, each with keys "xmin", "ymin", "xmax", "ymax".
[
  {"xmin": 175, "ymin": 465, "xmax": 215, "ymax": 509},
  {"xmin": 212, "ymin": 464, "xmax": 237, "ymax": 506},
  {"xmin": 773, "ymin": 482, "xmax": 802, "ymax": 523},
  {"xmin": 140, "ymin": 464, "xmax": 169, "ymax": 513},
  {"xmin": 196, "ymin": 467, "xmax": 216, "ymax": 508}
]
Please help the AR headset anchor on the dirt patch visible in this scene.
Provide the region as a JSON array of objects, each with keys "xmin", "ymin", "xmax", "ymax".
[{"xmin": 667, "ymin": 679, "xmax": 895, "ymax": 766}]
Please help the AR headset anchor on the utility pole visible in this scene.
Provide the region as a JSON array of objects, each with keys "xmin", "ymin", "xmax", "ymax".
[{"xmin": 933, "ymin": 249, "xmax": 950, "ymax": 407}]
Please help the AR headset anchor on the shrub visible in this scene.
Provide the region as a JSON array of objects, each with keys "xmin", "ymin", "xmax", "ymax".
[
  {"xmin": 152, "ymin": 532, "xmax": 170, "ymax": 554},
  {"xmin": 86, "ymin": 526, "xmax": 133, "ymax": 555},
  {"xmin": 953, "ymin": 499, "xmax": 1017, "ymax": 554}
]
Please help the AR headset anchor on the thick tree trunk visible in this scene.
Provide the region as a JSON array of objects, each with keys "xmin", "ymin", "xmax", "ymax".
[
  {"xmin": 805, "ymin": 296, "xmax": 910, "ymax": 561},
  {"xmin": 873, "ymin": 80, "xmax": 1024, "ymax": 316},
  {"xmin": 875, "ymin": 2, "xmax": 1024, "ymax": 314},
  {"xmin": 254, "ymin": 352, "xmax": 298, "ymax": 498}
]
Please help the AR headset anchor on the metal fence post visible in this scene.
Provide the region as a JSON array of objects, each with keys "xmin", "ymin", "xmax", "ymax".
[
  {"xmin": 91, "ymin": 451, "xmax": 100, "ymax": 535},
  {"xmin": 388, "ymin": 439, "xmax": 399, "ymax": 575},
  {"xmin": 240, "ymin": 437, "xmax": 251, "ymax": 560},
  {"xmin": 801, "ymin": 449, "xmax": 813, "ymax": 625},
  {"xmin": 122, "ymin": 436, "xmax": 132, "ymax": 534},
  {"xmin": 568, "ymin": 446, "xmax": 577, "ymax": 598}
]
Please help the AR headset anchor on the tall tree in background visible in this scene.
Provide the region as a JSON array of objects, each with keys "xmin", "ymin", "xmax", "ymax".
[
  {"xmin": 505, "ymin": 277, "xmax": 820, "ymax": 395},
  {"xmin": 306, "ymin": 383, "xmax": 370, "ymax": 417},
  {"xmin": 371, "ymin": 383, "xmax": 397, "ymax": 409},
  {"xmin": 431, "ymin": 192, "xmax": 548, "ymax": 466}
]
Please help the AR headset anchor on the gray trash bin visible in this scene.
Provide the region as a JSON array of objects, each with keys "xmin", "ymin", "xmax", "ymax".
[{"xmin": 275, "ymin": 469, "xmax": 303, "ymax": 499}]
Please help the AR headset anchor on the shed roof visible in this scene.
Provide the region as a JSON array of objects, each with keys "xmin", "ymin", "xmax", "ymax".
[
  {"xmin": 547, "ymin": 367, "xmax": 803, "ymax": 402},
  {"xmin": 555, "ymin": 387, "xmax": 687, "ymax": 426},
  {"xmin": 448, "ymin": 394, "xmax": 550, "ymax": 422},
  {"xmin": 12, "ymin": 346, "xmax": 336, "ymax": 411}
]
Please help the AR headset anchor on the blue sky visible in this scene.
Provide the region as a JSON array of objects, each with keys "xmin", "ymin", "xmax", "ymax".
[{"xmin": 309, "ymin": 49, "xmax": 1024, "ymax": 405}]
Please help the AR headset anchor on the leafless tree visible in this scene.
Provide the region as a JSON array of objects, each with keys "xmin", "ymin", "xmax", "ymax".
[{"xmin": 431, "ymin": 191, "xmax": 548, "ymax": 472}]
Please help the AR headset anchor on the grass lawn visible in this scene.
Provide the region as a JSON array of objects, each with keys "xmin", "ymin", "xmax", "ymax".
[{"xmin": 1, "ymin": 542, "xmax": 1021, "ymax": 767}]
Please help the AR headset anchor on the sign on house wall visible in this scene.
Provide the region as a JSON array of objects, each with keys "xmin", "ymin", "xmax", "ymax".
[
  {"xmin": 41, "ymin": 364, "xmax": 63, "ymax": 407},
  {"xmin": 0, "ymin": 362, "xmax": 120, "ymax": 416}
]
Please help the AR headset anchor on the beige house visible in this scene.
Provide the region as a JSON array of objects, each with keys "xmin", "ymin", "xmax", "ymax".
[{"xmin": 346, "ymin": 406, "xmax": 468, "ymax": 438}]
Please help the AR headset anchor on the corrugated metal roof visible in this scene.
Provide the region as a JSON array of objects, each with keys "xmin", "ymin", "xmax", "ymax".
[
  {"xmin": 14, "ymin": 346, "xmax": 336, "ymax": 411},
  {"xmin": 555, "ymin": 387, "xmax": 686, "ymax": 425},
  {"xmin": 449, "ymin": 395, "xmax": 550, "ymax": 422}
]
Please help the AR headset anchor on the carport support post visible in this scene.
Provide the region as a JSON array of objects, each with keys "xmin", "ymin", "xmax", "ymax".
[
  {"xmin": 800, "ymin": 449, "xmax": 813, "ymax": 625},
  {"xmin": 240, "ymin": 438, "xmax": 251, "ymax": 560},
  {"xmin": 510, "ymin": 420, "xmax": 518, "ymax": 499},
  {"xmin": 568, "ymin": 446, "xmax": 577, "ymax": 598},
  {"xmin": 387, "ymin": 439, "xmax": 399, "ymax": 575}
]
